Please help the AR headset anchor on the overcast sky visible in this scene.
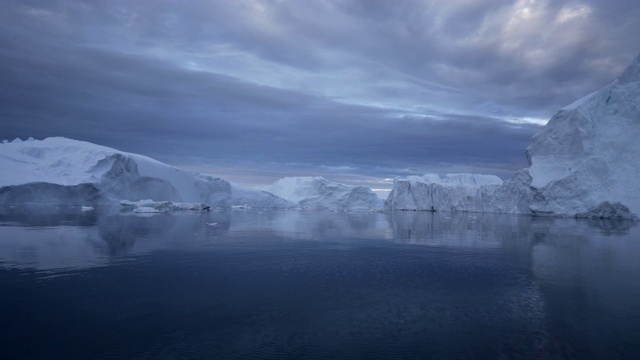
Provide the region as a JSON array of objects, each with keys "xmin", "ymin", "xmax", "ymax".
[{"xmin": 1, "ymin": 0, "xmax": 639, "ymax": 189}]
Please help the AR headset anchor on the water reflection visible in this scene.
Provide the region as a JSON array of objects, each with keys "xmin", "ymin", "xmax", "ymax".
[
  {"xmin": 0, "ymin": 206, "xmax": 230, "ymax": 270},
  {"xmin": 2, "ymin": 207, "xmax": 640, "ymax": 358},
  {"xmin": 389, "ymin": 211, "xmax": 535, "ymax": 248},
  {"xmin": 1, "ymin": 207, "xmax": 639, "ymax": 272},
  {"xmin": 229, "ymin": 210, "xmax": 390, "ymax": 240}
]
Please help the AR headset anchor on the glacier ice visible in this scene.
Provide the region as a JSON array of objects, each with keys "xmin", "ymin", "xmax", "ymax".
[
  {"xmin": 520, "ymin": 53, "xmax": 640, "ymax": 218},
  {"xmin": 4, "ymin": 53, "xmax": 639, "ymax": 218},
  {"xmin": 575, "ymin": 202, "xmax": 636, "ymax": 220},
  {"xmin": 230, "ymin": 184, "xmax": 294, "ymax": 209},
  {"xmin": 0, "ymin": 138, "xmax": 373, "ymax": 210},
  {"xmin": 385, "ymin": 174, "xmax": 503, "ymax": 212},
  {"xmin": 120, "ymin": 200, "xmax": 211, "ymax": 213},
  {"xmin": 0, "ymin": 137, "xmax": 231, "ymax": 207},
  {"xmin": 388, "ymin": 53, "xmax": 640, "ymax": 219},
  {"xmin": 260, "ymin": 176, "xmax": 383, "ymax": 210}
]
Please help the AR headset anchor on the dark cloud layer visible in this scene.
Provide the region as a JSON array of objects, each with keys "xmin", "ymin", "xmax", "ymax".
[{"xmin": 1, "ymin": 0, "xmax": 639, "ymax": 187}]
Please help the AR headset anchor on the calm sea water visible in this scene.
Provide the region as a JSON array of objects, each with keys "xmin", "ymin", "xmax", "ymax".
[{"xmin": 1, "ymin": 207, "xmax": 640, "ymax": 359}]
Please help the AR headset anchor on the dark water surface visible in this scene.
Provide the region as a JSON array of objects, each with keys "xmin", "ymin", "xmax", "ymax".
[{"xmin": 1, "ymin": 207, "xmax": 640, "ymax": 359}]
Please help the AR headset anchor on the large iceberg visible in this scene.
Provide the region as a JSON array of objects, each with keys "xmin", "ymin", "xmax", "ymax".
[
  {"xmin": 0, "ymin": 137, "xmax": 231, "ymax": 207},
  {"xmin": 0, "ymin": 138, "xmax": 367, "ymax": 210},
  {"xmin": 519, "ymin": 53, "xmax": 640, "ymax": 218},
  {"xmin": 388, "ymin": 53, "xmax": 640, "ymax": 219},
  {"xmin": 260, "ymin": 176, "xmax": 383, "ymax": 210},
  {"xmin": 385, "ymin": 174, "xmax": 503, "ymax": 212}
]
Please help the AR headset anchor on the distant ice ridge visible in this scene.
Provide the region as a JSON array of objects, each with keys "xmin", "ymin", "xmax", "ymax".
[
  {"xmin": 388, "ymin": 53, "xmax": 640, "ymax": 219},
  {"xmin": 230, "ymin": 184, "xmax": 294, "ymax": 209},
  {"xmin": 260, "ymin": 176, "xmax": 383, "ymax": 210},
  {"xmin": 0, "ymin": 137, "xmax": 232, "ymax": 207},
  {"xmin": 385, "ymin": 174, "xmax": 503, "ymax": 212}
]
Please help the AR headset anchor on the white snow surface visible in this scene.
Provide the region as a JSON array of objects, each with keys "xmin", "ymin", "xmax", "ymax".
[
  {"xmin": 0, "ymin": 136, "xmax": 160, "ymax": 187},
  {"xmin": 0, "ymin": 137, "xmax": 231, "ymax": 206},
  {"xmin": 260, "ymin": 176, "xmax": 383, "ymax": 210}
]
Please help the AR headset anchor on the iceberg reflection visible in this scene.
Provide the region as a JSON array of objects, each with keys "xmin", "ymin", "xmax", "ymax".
[{"xmin": 0, "ymin": 207, "xmax": 638, "ymax": 274}]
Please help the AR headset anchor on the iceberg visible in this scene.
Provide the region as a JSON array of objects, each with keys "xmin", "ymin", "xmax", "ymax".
[
  {"xmin": 260, "ymin": 176, "xmax": 383, "ymax": 210},
  {"xmin": 518, "ymin": 53, "xmax": 640, "ymax": 218},
  {"xmin": 387, "ymin": 53, "xmax": 640, "ymax": 219},
  {"xmin": 230, "ymin": 184, "xmax": 294, "ymax": 209},
  {"xmin": 385, "ymin": 174, "xmax": 503, "ymax": 212},
  {"xmin": 120, "ymin": 200, "xmax": 211, "ymax": 213},
  {"xmin": 0, "ymin": 137, "xmax": 231, "ymax": 207},
  {"xmin": 0, "ymin": 138, "xmax": 333, "ymax": 210}
]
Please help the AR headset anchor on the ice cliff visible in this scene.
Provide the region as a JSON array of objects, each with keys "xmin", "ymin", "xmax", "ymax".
[
  {"xmin": 385, "ymin": 174, "xmax": 503, "ymax": 212},
  {"xmin": 388, "ymin": 53, "xmax": 640, "ymax": 219},
  {"xmin": 260, "ymin": 176, "xmax": 383, "ymax": 210},
  {"xmin": 521, "ymin": 53, "xmax": 640, "ymax": 218},
  {"xmin": 0, "ymin": 137, "xmax": 232, "ymax": 207}
]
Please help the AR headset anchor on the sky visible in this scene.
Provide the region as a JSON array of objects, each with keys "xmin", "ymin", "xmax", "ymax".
[{"xmin": 1, "ymin": 0, "xmax": 639, "ymax": 191}]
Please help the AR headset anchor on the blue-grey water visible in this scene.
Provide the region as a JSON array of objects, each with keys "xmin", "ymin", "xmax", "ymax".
[{"xmin": 1, "ymin": 207, "xmax": 640, "ymax": 359}]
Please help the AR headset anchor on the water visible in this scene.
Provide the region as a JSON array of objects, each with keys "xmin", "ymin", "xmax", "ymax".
[{"xmin": 1, "ymin": 207, "xmax": 640, "ymax": 359}]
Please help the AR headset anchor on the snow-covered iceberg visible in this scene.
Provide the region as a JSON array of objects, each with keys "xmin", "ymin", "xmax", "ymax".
[
  {"xmin": 387, "ymin": 53, "xmax": 640, "ymax": 219},
  {"xmin": 0, "ymin": 138, "xmax": 356, "ymax": 210},
  {"xmin": 385, "ymin": 174, "xmax": 503, "ymax": 212},
  {"xmin": 0, "ymin": 137, "xmax": 231, "ymax": 207},
  {"xmin": 260, "ymin": 176, "xmax": 382, "ymax": 210},
  {"xmin": 230, "ymin": 184, "xmax": 294, "ymax": 209},
  {"xmin": 517, "ymin": 53, "xmax": 640, "ymax": 219}
]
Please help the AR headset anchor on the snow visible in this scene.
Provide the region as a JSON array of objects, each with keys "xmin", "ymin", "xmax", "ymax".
[
  {"xmin": 0, "ymin": 137, "xmax": 231, "ymax": 207},
  {"xmin": 385, "ymin": 174, "xmax": 503, "ymax": 212},
  {"xmin": 260, "ymin": 176, "xmax": 383, "ymax": 210}
]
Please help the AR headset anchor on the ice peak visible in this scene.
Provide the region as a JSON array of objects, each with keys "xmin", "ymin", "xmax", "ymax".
[
  {"xmin": 618, "ymin": 53, "xmax": 640, "ymax": 84},
  {"xmin": 260, "ymin": 176, "xmax": 381, "ymax": 210}
]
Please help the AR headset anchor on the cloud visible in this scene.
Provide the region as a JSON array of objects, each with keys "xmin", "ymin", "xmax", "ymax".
[{"xmin": 1, "ymin": 0, "xmax": 639, "ymax": 187}]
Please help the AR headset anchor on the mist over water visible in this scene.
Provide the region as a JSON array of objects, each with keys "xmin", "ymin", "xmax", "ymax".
[{"xmin": 1, "ymin": 207, "xmax": 640, "ymax": 359}]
